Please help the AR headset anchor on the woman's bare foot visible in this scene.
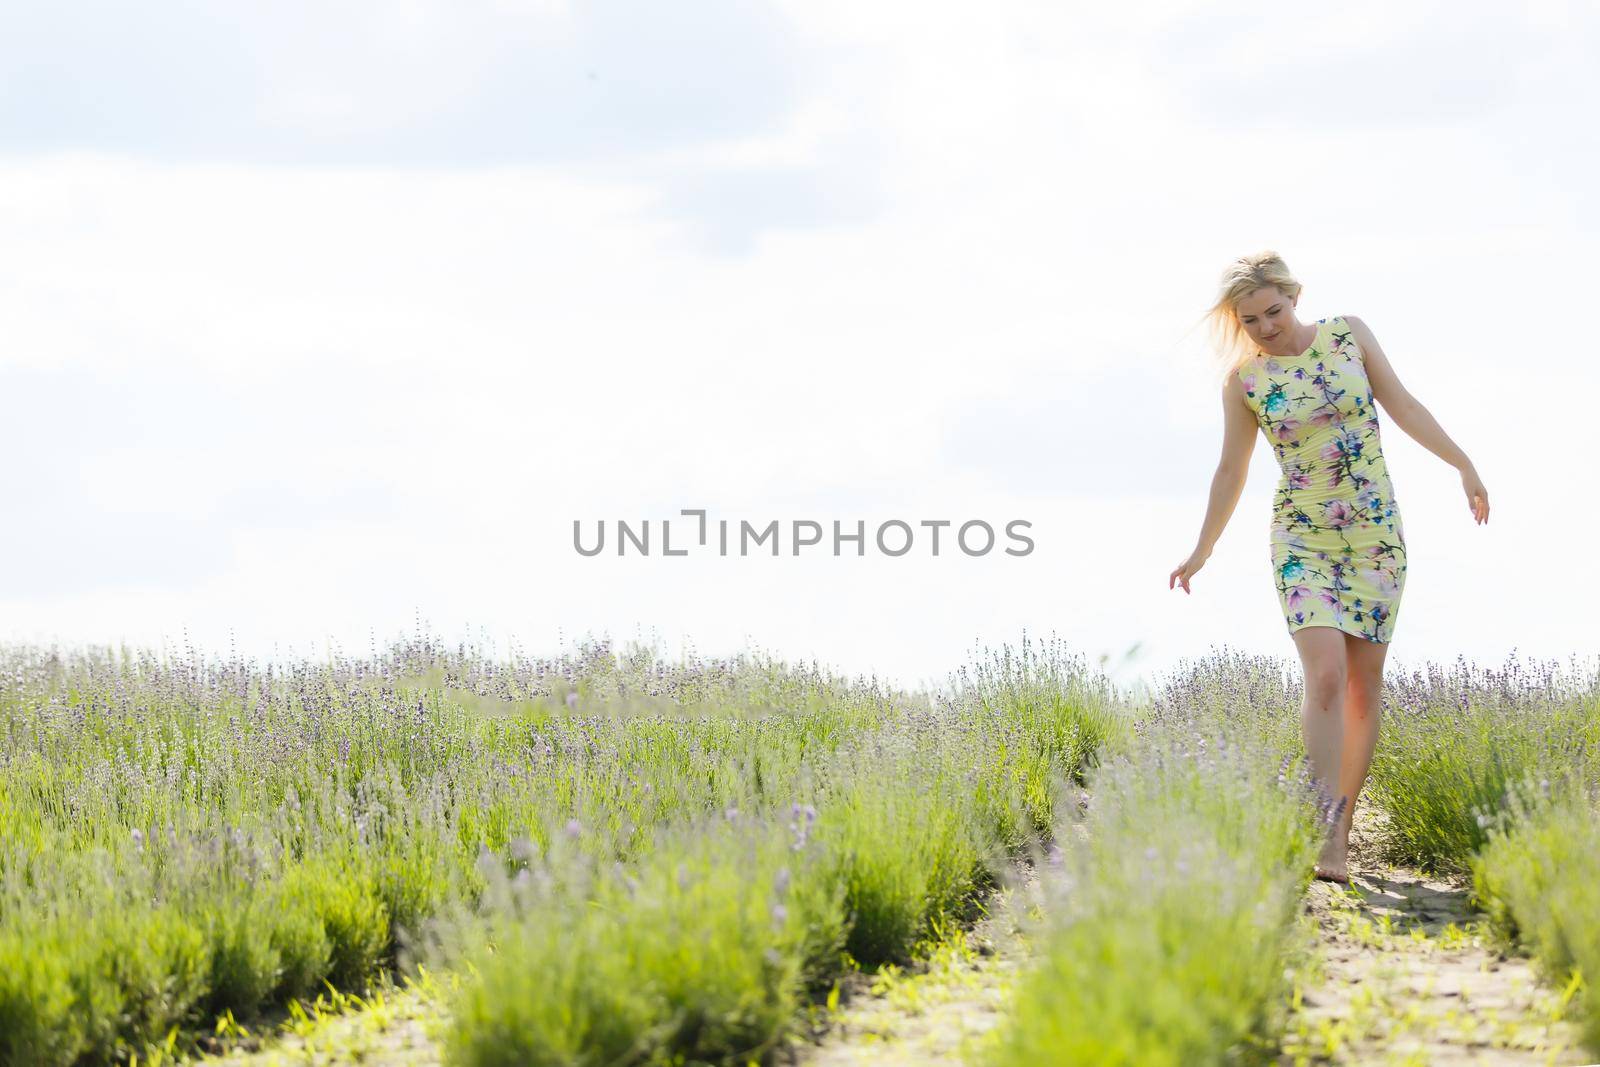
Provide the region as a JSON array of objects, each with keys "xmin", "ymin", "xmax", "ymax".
[{"xmin": 1316, "ymin": 816, "xmax": 1352, "ymax": 883}]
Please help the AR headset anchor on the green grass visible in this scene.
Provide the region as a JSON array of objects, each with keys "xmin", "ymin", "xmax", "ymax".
[
  {"xmin": 14, "ymin": 634, "xmax": 1593, "ymax": 1065},
  {"xmin": 1366, "ymin": 656, "xmax": 1600, "ymax": 874},
  {"xmin": 1471, "ymin": 783, "xmax": 1600, "ymax": 1052},
  {"xmin": 435, "ymin": 813, "xmax": 848, "ymax": 1067},
  {"xmin": 0, "ymin": 630, "xmax": 1125, "ymax": 1065},
  {"xmin": 988, "ymin": 726, "xmax": 1328, "ymax": 1067}
]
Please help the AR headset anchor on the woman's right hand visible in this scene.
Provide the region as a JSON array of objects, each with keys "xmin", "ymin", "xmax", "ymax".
[{"xmin": 1169, "ymin": 549, "xmax": 1209, "ymax": 594}]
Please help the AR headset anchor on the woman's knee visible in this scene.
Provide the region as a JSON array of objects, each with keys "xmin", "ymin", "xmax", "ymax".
[
  {"xmin": 1343, "ymin": 671, "xmax": 1383, "ymax": 716},
  {"xmin": 1342, "ymin": 638, "xmax": 1388, "ymax": 707},
  {"xmin": 1294, "ymin": 629, "xmax": 1347, "ymax": 705},
  {"xmin": 1304, "ymin": 661, "xmax": 1346, "ymax": 707}
]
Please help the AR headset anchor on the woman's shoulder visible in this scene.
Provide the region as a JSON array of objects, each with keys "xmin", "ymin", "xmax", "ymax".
[
  {"xmin": 1329, "ymin": 315, "xmax": 1368, "ymax": 358},
  {"xmin": 1332, "ymin": 314, "xmax": 1377, "ymax": 340}
]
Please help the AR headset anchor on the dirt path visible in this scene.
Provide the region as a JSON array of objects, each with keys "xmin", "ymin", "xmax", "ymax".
[
  {"xmin": 787, "ymin": 870, "xmax": 1035, "ymax": 1067},
  {"xmin": 193, "ymin": 967, "xmax": 448, "ymax": 1065},
  {"xmin": 1279, "ymin": 807, "xmax": 1590, "ymax": 1067},
  {"xmin": 794, "ymin": 809, "xmax": 1597, "ymax": 1067}
]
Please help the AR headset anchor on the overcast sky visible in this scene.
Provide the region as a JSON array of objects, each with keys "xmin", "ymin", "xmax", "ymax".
[{"xmin": 3, "ymin": 0, "xmax": 1596, "ymax": 695}]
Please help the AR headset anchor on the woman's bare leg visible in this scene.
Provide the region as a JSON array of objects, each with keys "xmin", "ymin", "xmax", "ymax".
[
  {"xmin": 1290, "ymin": 626, "xmax": 1348, "ymax": 878},
  {"xmin": 1327, "ymin": 632, "xmax": 1391, "ymax": 877}
]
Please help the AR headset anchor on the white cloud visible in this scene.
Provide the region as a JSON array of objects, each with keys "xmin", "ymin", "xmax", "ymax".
[{"xmin": 2, "ymin": 1, "xmax": 1595, "ymax": 690}]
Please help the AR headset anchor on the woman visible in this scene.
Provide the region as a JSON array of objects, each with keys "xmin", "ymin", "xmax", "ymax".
[{"xmin": 1168, "ymin": 251, "xmax": 1490, "ymax": 883}]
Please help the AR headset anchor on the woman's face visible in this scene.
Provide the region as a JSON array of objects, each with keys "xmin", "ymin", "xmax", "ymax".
[{"xmin": 1233, "ymin": 286, "xmax": 1300, "ymax": 351}]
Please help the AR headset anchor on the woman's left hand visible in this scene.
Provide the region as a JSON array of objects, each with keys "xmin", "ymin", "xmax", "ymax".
[{"xmin": 1461, "ymin": 466, "xmax": 1489, "ymax": 524}]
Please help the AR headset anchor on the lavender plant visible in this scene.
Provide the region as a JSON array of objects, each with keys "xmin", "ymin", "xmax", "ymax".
[
  {"xmin": 1471, "ymin": 782, "xmax": 1600, "ymax": 1054},
  {"xmin": 1367, "ymin": 653, "xmax": 1600, "ymax": 873},
  {"xmin": 947, "ymin": 630, "xmax": 1134, "ymax": 848},
  {"xmin": 431, "ymin": 811, "xmax": 848, "ymax": 1067},
  {"xmin": 0, "ymin": 628, "xmax": 1125, "ymax": 1066},
  {"xmin": 989, "ymin": 724, "xmax": 1333, "ymax": 1067}
]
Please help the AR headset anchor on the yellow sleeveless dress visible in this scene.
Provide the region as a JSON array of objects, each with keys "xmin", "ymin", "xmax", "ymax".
[{"xmin": 1237, "ymin": 315, "xmax": 1407, "ymax": 643}]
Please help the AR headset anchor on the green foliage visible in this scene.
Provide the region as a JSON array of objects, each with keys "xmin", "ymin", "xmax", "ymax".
[
  {"xmin": 264, "ymin": 866, "xmax": 338, "ymax": 1005},
  {"xmin": 990, "ymin": 728, "xmax": 1325, "ymax": 1067},
  {"xmin": 27, "ymin": 637, "xmax": 1590, "ymax": 1065},
  {"xmin": 1, "ymin": 631, "xmax": 1072, "ymax": 1065},
  {"xmin": 1366, "ymin": 656, "xmax": 1600, "ymax": 874},
  {"xmin": 278, "ymin": 854, "xmax": 390, "ymax": 995},
  {"xmin": 0, "ymin": 927, "xmax": 86, "ymax": 1067},
  {"xmin": 951, "ymin": 632, "xmax": 1134, "ymax": 849},
  {"xmin": 438, "ymin": 816, "xmax": 848, "ymax": 1067},
  {"xmin": 814, "ymin": 744, "xmax": 990, "ymax": 968},
  {"xmin": 200, "ymin": 888, "xmax": 284, "ymax": 1020},
  {"xmin": 1471, "ymin": 784, "xmax": 1600, "ymax": 1052},
  {"xmin": 0, "ymin": 900, "xmax": 210, "ymax": 1067}
]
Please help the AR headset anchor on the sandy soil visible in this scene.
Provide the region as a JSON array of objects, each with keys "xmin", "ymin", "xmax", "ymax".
[
  {"xmin": 1278, "ymin": 805, "xmax": 1591, "ymax": 1067},
  {"xmin": 787, "ymin": 868, "xmax": 1035, "ymax": 1067}
]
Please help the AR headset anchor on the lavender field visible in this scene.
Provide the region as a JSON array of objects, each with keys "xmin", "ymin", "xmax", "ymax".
[{"xmin": 0, "ymin": 632, "xmax": 1596, "ymax": 1066}]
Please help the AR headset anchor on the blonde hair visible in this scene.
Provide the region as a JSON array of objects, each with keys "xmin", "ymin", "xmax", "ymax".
[{"xmin": 1201, "ymin": 250, "xmax": 1304, "ymax": 384}]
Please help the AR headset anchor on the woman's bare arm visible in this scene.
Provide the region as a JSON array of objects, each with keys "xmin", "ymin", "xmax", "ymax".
[
  {"xmin": 1193, "ymin": 375, "xmax": 1258, "ymax": 554},
  {"xmin": 1346, "ymin": 315, "xmax": 1473, "ymax": 470},
  {"xmin": 1171, "ymin": 375, "xmax": 1257, "ymax": 592},
  {"xmin": 1171, "ymin": 375, "xmax": 1262, "ymax": 592},
  {"xmin": 1346, "ymin": 314, "xmax": 1490, "ymax": 523}
]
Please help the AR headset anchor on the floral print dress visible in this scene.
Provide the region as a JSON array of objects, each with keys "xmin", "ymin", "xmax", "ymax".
[{"xmin": 1238, "ymin": 315, "xmax": 1407, "ymax": 643}]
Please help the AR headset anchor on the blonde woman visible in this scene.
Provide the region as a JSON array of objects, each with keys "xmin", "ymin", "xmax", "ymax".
[{"xmin": 1169, "ymin": 251, "xmax": 1490, "ymax": 883}]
